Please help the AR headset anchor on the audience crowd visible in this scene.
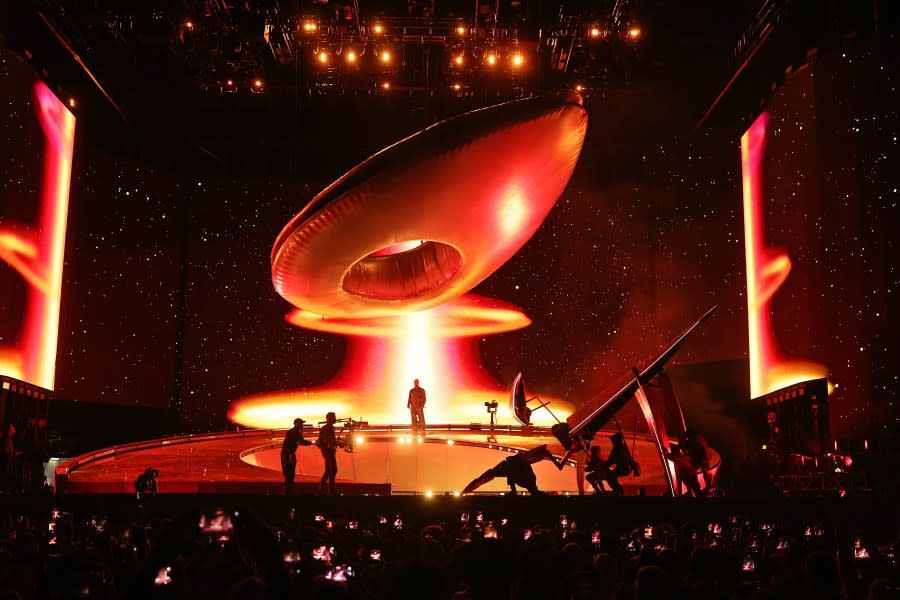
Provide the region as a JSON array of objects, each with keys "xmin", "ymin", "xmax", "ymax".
[{"xmin": 1, "ymin": 500, "xmax": 898, "ymax": 600}]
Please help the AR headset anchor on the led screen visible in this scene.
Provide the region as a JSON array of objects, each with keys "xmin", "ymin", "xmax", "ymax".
[
  {"xmin": 0, "ymin": 51, "xmax": 75, "ymax": 390},
  {"xmin": 738, "ymin": 48, "xmax": 898, "ymax": 438}
]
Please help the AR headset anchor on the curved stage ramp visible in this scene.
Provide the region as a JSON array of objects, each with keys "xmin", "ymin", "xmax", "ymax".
[{"xmin": 55, "ymin": 425, "xmax": 671, "ymax": 496}]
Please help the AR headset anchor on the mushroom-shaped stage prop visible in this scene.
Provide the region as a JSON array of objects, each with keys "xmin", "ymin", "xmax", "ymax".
[
  {"xmin": 230, "ymin": 92, "xmax": 587, "ymax": 430},
  {"xmin": 271, "ymin": 91, "xmax": 588, "ymax": 318}
]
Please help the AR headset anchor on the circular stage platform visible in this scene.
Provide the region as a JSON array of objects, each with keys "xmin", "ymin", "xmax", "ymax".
[{"xmin": 55, "ymin": 425, "xmax": 671, "ymax": 496}]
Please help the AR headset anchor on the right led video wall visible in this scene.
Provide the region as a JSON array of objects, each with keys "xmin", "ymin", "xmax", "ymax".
[{"xmin": 739, "ymin": 45, "xmax": 898, "ymax": 439}]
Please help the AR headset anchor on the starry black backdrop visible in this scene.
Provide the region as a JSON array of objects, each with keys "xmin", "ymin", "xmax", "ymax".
[{"xmin": 2, "ymin": 27, "xmax": 898, "ymax": 450}]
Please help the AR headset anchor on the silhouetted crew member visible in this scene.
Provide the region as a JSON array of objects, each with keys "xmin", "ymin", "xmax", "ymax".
[
  {"xmin": 317, "ymin": 412, "xmax": 339, "ymax": 496},
  {"xmin": 134, "ymin": 467, "xmax": 158, "ymax": 499},
  {"xmin": 1, "ymin": 424, "xmax": 19, "ymax": 490},
  {"xmin": 281, "ymin": 418, "xmax": 312, "ymax": 495},
  {"xmin": 407, "ymin": 379, "xmax": 426, "ymax": 433}
]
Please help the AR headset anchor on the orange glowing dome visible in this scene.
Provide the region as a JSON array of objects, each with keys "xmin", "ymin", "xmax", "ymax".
[
  {"xmin": 271, "ymin": 92, "xmax": 588, "ymax": 318},
  {"xmin": 231, "ymin": 94, "xmax": 587, "ymax": 429}
]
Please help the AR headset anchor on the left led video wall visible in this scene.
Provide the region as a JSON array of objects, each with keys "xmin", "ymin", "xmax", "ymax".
[{"xmin": 0, "ymin": 49, "xmax": 76, "ymax": 390}]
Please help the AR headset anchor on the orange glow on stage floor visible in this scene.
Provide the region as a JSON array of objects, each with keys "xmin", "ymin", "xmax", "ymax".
[{"xmin": 56, "ymin": 426, "xmax": 669, "ymax": 495}]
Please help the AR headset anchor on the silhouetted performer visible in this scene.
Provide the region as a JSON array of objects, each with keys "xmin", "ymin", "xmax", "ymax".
[
  {"xmin": 499, "ymin": 453, "xmax": 544, "ymax": 495},
  {"xmin": 677, "ymin": 428, "xmax": 712, "ymax": 496},
  {"xmin": 281, "ymin": 418, "xmax": 312, "ymax": 495},
  {"xmin": 584, "ymin": 445, "xmax": 605, "ymax": 494},
  {"xmin": 574, "ymin": 446, "xmax": 588, "ymax": 495},
  {"xmin": 667, "ymin": 444, "xmax": 701, "ymax": 497},
  {"xmin": 317, "ymin": 412, "xmax": 339, "ymax": 496},
  {"xmin": 408, "ymin": 379, "xmax": 426, "ymax": 433},
  {"xmin": 599, "ymin": 433, "xmax": 634, "ymax": 496}
]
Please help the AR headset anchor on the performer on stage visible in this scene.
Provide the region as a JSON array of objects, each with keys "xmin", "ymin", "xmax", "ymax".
[
  {"xmin": 281, "ymin": 418, "xmax": 312, "ymax": 495},
  {"xmin": 500, "ymin": 452, "xmax": 546, "ymax": 495},
  {"xmin": 407, "ymin": 379, "xmax": 426, "ymax": 434},
  {"xmin": 669, "ymin": 428, "xmax": 713, "ymax": 496},
  {"xmin": 574, "ymin": 445, "xmax": 588, "ymax": 495},
  {"xmin": 317, "ymin": 412, "xmax": 339, "ymax": 496},
  {"xmin": 584, "ymin": 445, "xmax": 606, "ymax": 494},
  {"xmin": 588, "ymin": 433, "xmax": 634, "ymax": 496}
]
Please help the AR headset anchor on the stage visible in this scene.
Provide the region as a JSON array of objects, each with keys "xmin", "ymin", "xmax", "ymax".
[{"xmin": 54, "ymin": 425, "xmax": 672, "ymax": 496}]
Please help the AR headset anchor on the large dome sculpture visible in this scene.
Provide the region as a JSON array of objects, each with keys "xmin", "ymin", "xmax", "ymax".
[{"xmin": 231, "ymin": 92, "xmax": 588, "ymax": 428}]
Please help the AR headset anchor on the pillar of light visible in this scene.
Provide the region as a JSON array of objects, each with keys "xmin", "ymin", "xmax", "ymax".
[
  {"xmin": 741, "ymin": 111, "xmax": 829, "ymax": 398},
  {"xmin": 229, "ymin": 295, "xmax": 573, "ymax": 428},
  {"xmin": 394, "ymin": 310, "xmax": 439, "ymax": 421}
]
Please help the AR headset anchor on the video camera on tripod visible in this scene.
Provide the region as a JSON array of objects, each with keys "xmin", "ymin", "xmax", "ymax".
[{"xmin": 324, "ymin": 417, "xmax": 368, "ymax": 453}]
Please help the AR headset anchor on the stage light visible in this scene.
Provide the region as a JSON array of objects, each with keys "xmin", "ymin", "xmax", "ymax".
[
  {"xmin": 380, "ymin": 50, "xmax": 392, "ymax": 64},
  {"xmin": 425, "ymin": 490, "xmax": 434, "ymax": 497},
  {"xmin": 456, "ymin": 25, "xmax": 466, "ymax": 35},
  {"xmin": 575, "ymin": 84, "xmax": 584, "ymax": 92},
  {"xmin": 253, "ymin": 79, "xmax": 263, "ymax": 89},
  {"xmin": 185, "ymin": 20, "xmax": 194, "ymax": 31},
  {"xmin": 67, "ymin": 97, "xmax": 76, "ymax": 108},
  {"xmin": 381, "ymin": 81, "xmax": 391, "ymax": 90},
  {"xmin": 510, "ymin": 52, "xmax": 523, "ymax": 67},
  {"xmin": 590, "ymin": 26, "xmax": 602, "ymax": 38},
  {"xmin": 453, "ymin": 54, "xmax": 464, "ymax": 66},
  {"xmin": 628, "ymin": 27, "xmax": 641, "ymax": 39},
  {"xmin": 452, "ymin": 83, "xmax": 462, "ymax": 91},
  {"xmin": 373, "ymin": 23, "xmax": 384, "ymax": 35},
  {"xmin": 345, "ymin": 50, "xmax": 357, "ymax": 64},
  {"xmin": 225, "ymin": 79, "xmax": 234, "ymax": 87},
  {"xmin": 317, "ymin": 51, "xmax": 329, "ymax": 65},
  {"xmin": 485, "ymin": 53, "xmax": 497, "ymax": 66},
  {"xmin": 355, "ymin": 435, "xmax": 365, "ymax": 445},
  {"xmin": 303, "ymin": 20, "xmax": 318, "ymax": 33},
  {"xmin": 447, "ymin": 439, "xmax": 454, "ymax": 445},
  {"xmin": 453, "ymin": 491, "xmax": 461, "ymax": 497}
]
